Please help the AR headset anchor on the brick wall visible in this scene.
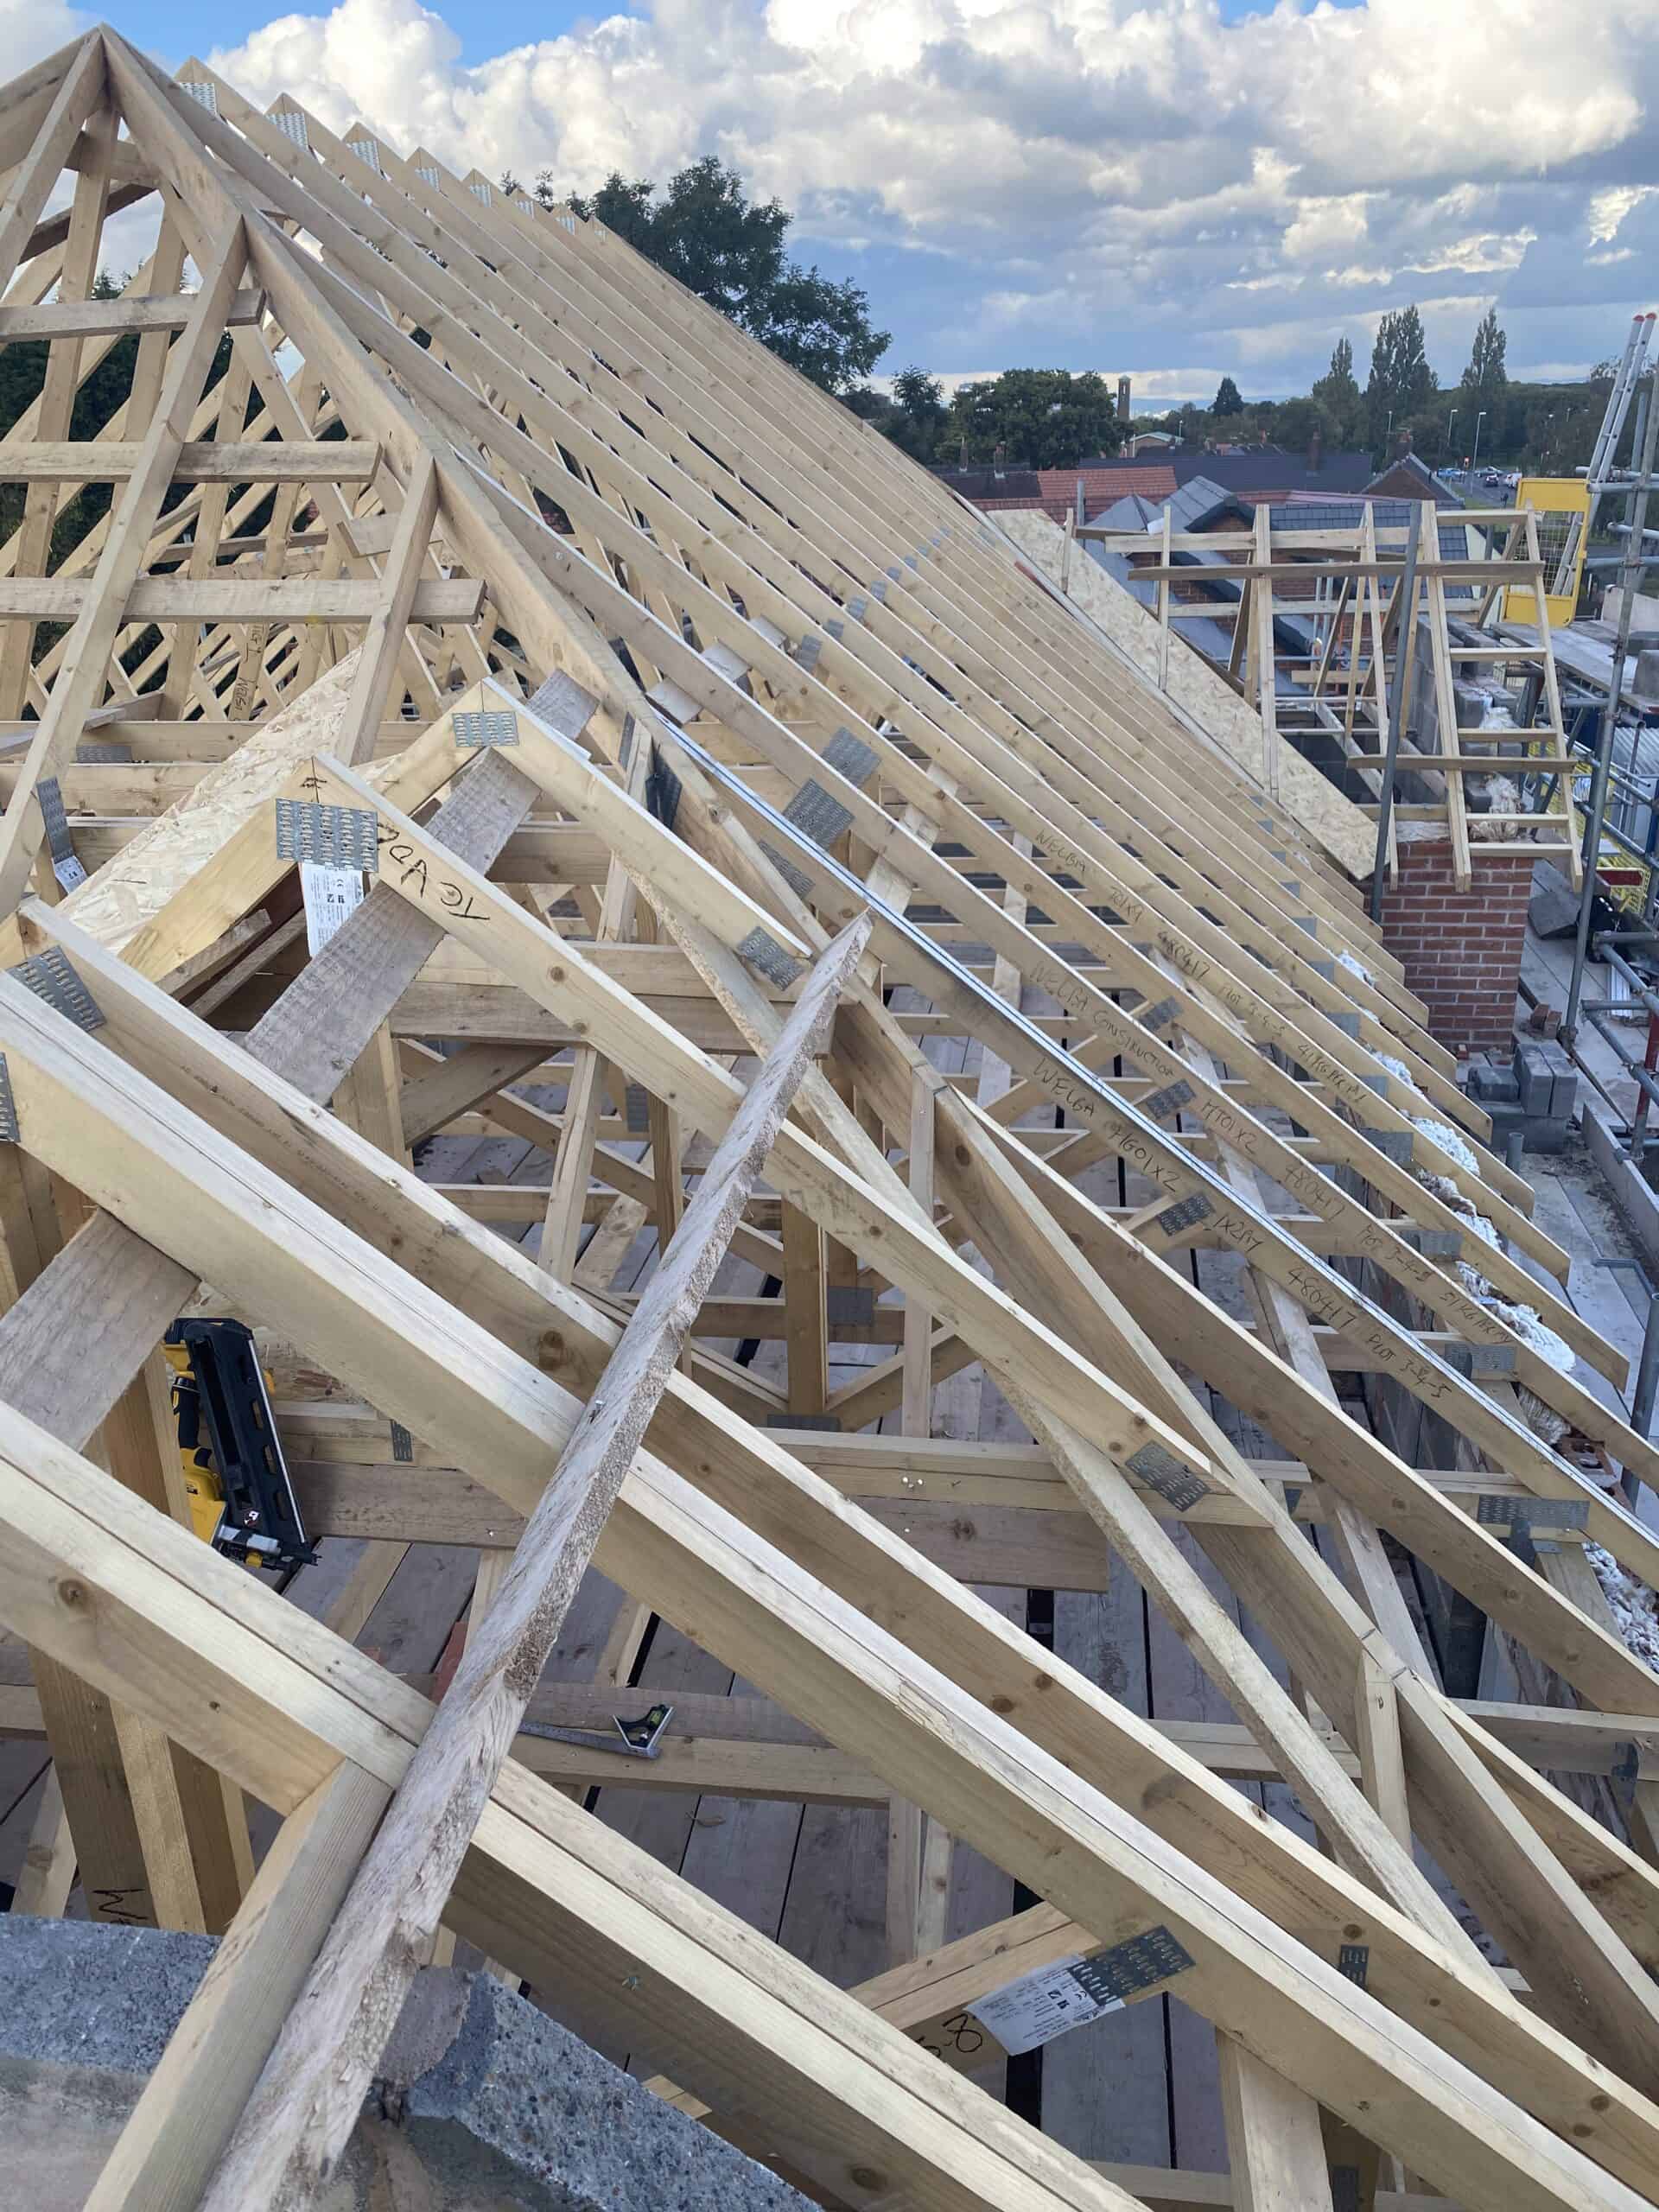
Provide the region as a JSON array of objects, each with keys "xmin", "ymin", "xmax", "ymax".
[{"xmin": 1377, "ymin": 836, "xmax": 1534, "ymax": 1057}]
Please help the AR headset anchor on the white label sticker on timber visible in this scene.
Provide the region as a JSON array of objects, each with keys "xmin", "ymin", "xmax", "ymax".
[
  {"xmin": 969, "ymin": 1955, "xmax": 1117, "ymax": 2054},
  {"xmin": 300, "ymin": 861, "xmax": 365, "ymax": 955}
]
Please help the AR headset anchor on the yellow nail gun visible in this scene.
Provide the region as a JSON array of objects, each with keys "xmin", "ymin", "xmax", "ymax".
[{"xmin": 163, "ymin": 1318, "xmax": 317, "ymax": 1573}]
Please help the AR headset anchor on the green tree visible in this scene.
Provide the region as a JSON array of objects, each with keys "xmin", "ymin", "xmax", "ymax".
[
  {"xmin": 1274, "ymin": 396, "xmax": 1330, "ymax": 453},
  {"xmin": 1310, "ymin": 337, "xmax": 1363, "ymax": 445},
  {"xmin": 557, "ymin": 156, "xmax": 888, "ymax": 392},
  {"xmin": 885, "ymin": 366, "xmax": 947, "ymax": 462},
  {"xmin": 940, "ymin": 368, "xmax": 1123, "ymax": 469},
  {"xmin": 1461, "ymin": 307, "xmax": 1508, "ymax": 402},
  {"xmin": 1212, "ymin": 374, "xmax": 1243, "ymax": 416},
  {"xmin": 893, "ymin": 366, "xmax": 943, "ymax": 415},
  {"xmin": 1366, "ymin": 305, "xmax": 1437, "ymax": 445}
]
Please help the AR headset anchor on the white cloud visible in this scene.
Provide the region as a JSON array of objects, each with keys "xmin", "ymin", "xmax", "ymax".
[
  {"xmin": 874, "ymin": 363, "xmax": 1217, "ymax": 403},
  {"xmin": 1283, "ymin": 195, "xmax": 1372, "ymax": 264},
  {"xmin": 2, "ymin": 0, "xmax": 91, "ymax": 71},
  {"xmin": 1119, "ymin": 366, "xmax": 1230, "ymax": 402},
  {"xmin": 1416, "ymin": 232, "xmax": 1535, "ymax": 276},
  {"xmin": 190, "ymin": 0, "xmax": 1659, "ymax": 389},
  {"xmin": 1588, "ymin": 184, "xmax": 1658, "ymax": 244}
]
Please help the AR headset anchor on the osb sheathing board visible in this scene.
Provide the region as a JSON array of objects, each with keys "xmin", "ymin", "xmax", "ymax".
[{"xmin": 995, "ymin": 507, "xmax": 1375, "ymax": 879}]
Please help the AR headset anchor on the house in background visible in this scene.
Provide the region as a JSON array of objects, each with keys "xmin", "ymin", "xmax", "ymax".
[
  {"xmin": 930, "ymin": 455, "xmax": 1172, "ymax": 523},
  {"xmin": 934, "ymin": 439, "xmax": 1464, "ymax": 524},
  {"xmin": 924, "ymin": 462, "xmax": 1047, "ymax": 515},
  {"xmin": 1363, "ymin": 447, "xmax": 1470, "ymax": 510}
]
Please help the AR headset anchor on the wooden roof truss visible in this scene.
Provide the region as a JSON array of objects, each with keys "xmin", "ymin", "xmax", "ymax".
[
  {"xmin": 1083, "ymin": 501, "xmax": 1580, "ymax": 889},
  {"xmin": 0, "ymin": 28, "xmax": 1656, "ymax": 2212}
]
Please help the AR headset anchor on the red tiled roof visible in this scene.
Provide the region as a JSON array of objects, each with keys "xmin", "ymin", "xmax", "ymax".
[{"xmin": 1036, "ymin": 465, "xmax": 1178, "ymax": 503}]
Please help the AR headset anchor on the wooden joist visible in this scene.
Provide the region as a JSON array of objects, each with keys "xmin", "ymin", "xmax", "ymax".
[
  {"xmin": 0, "ymin": 575, "xmax": 482, "ymax": 619},
  {"xmin": 0, "ymin": 436, "xmax": 379, "ymax": 481},
  {"xmin": 0, "ymin": 287, "xmax": 267, "ymax": 339}
]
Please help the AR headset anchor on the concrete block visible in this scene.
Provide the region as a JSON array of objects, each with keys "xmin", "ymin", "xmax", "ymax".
[
  {"xmin": 1511, "ymin": 1043, "xmax": 1553, "ymax": 1116},
  {"xmin": 1452, "ymin": 677, "xmax": 1493, "ymax": 728},
  {"xmin": 1482, "ymin": 1100, "xmax": 1528, "ymax": 1147},
  {"xmin": 0, "ymin": 1917, "xmax": 812, "ymax": 2212},
  {"xmin": 0, "ymin": 1916, "xmax": 215, "ymax": 2072},
  {"xmin": 1537, "ymin": 1039, "xmax": 1579, "ymax": 1118},
  {"xmin": 1477, "ymin": 1097, "xmax": 1574, "ymax": 1154},
  {"xmin": 1523, "ymin": 1119, "xmax": 1572, "ymax": 1154},
  {"xmin": 1468, "ymin": 1063, "xmax": 1520, "ymax": 1104},
  {"xmin": 397, "ymin": 1970, "xmax": 812, "ymax": 2212}
]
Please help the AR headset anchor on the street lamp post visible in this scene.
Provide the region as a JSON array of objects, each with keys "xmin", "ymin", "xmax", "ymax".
[
  {"xmin": 1471, "ymin": 409, "xmax": 1488, "ymax": 485},
  {"xmin": 1446, "ymin": 407, "xmax": 1458, "ymax": 466}
]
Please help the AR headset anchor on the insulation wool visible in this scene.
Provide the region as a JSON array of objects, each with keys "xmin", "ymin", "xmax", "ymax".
[
  {"xmin": 1499, "ymin": 1301, "xmax": 1577, "ymax": 1372},
  {"xmin": 1414, "ymin": 1116, "xmax": 1482, "ymax": 1174},
  {"xmin": 1489, "ymin": 1297, "xmax": 1578, "ymax": 1443},
  {"xmin": 1412, "ymin": 1166, "xmax": 1576, "ymax": 1445},
  {"xmin": 1471, "ymin": 772, "xmax": 1523, "ymax": 838},
  {"xmin": 1418, "ymin": 1171, "xmax": 1499, "ymax": 1245},
  {"xmin": 1516, "ymin": 1389, "xmax": 1572, "ymax": 1446},
  {"xmin": 1418, "ymin": 1171, "xmax": 1501, "ymax": 1296},
  {"xmin": 1587, "ymin": 1542, "xmax": 1659, "ymax": 1672},
  {"xmin": 1467, "ymin": 695, "xmax": 1532, "ymax": 839}
]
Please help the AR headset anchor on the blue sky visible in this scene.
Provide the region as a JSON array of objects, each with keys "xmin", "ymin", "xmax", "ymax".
[
  {"xmin": 124, "ymin": 0, "xmax": 1365, "ymax": 91},
  {"xmin": 27, "ymin": 0, "xmax": 1658, "ymax": 402},
  {"xmin": 118, "ymin": 0, "xmax": 1347, "ymax": 63},
  {"xmin": 124, "ymin": 0, "xmax": 601, "ymax": 67}
]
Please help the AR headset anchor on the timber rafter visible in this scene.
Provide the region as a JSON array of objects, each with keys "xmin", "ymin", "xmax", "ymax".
[{"xmin": 0, "ymin": 28, "xmax": 1652, "ymax": 2212}]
